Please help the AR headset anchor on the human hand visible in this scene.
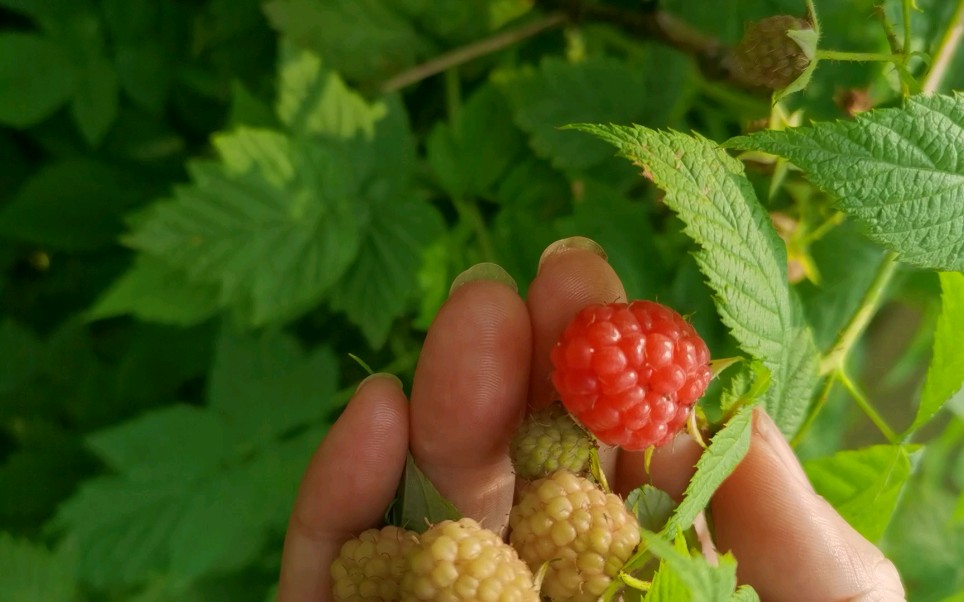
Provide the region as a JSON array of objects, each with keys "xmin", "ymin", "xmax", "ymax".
[{"xmin": 276, "ymin": 237, "xmax": 906, "ymax": 602}]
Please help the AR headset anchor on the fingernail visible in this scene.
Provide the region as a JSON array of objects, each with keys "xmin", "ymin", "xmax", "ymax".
[
  {"xmin": 449, "ymin": 262, "xmax": 518, "ymax": 296},
  {"xmin": 355, "ymin": 372, "xmax": 403, "ymax": 394},
  {"xmin": 538, "ymin": 236, "xmax": 607, "ymax": 273},
  {"xmin": 753, "ymin": 407, "xmax": 815, "ymax": 493}
]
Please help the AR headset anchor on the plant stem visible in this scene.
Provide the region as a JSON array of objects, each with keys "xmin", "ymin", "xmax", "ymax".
[
  {"xmin": 819, "ymin": 251, "xmax": 899, "ymax": 376},
  {"xmin": 815, "ymin": 49, "xmax": 903, "ymax": 62},
  {"xmin": 452, "ymin": 197, "xmax": 496, "ymax": 263},
  {"xmin": 837, "ymin": 369, "xmax": 899, "ymax": 444},
  {"xmin": 922, "ymin": 0, "xmax": 964, "ymax": 93},
  {"xmin": 380, "ymin": 13, "xmax": 567, "ymax": 92},
  {"xmin": 791, "ymin": 372, "xmax": 837, "ymax": 447}
]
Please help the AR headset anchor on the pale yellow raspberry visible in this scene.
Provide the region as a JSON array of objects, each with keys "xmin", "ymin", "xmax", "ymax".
[
  {"xmin": 509, "ymin": 470, "xmax": 640, "ymax": 601},
  {"xmin": 401, "ymin": 518, "xmax": 539, "ymax": 601},
  {"xmin": 330, "ymin": 525, "xmax": 417, "ymax": 601}
]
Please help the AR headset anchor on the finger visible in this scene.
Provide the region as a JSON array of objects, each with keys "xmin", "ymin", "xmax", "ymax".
[
  {"xmin": 525, "ymin": 237, "xmax": 627, "ymax": 481},
  {"xmin": 711, "ymin": 408, "xmax": 906, "ymax": 602},
  {"xmin": 526, "ymin": 236, "xmax": 623, "ymax": 410},
  {"xmin": 409, "ymin": 263, "xmax": 531, "ymax": 529},
  {"xmin": 277, "ymin": 375, "xmax": 408, "ymax": 602},
  {"xmin": 613, "ymin": 433, "xmax": 704, "ymax": 500}
]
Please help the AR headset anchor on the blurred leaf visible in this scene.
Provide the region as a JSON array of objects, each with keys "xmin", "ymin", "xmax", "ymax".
[
  {"xmin": 0, "ymin": 158, "xmax": 156, "ymax": 250},
  {"xmin": 227, "ymin": 81, "xmax": 278, "ymax": 129},
  {"xmin": 0, "ymin": 319, "xmax": 42, "ymax": 396},
  {"xmin": 263, "ymin": 0, "xmax": 424, "ymax": 81},
  {"xmin": 664, "ymin": 405, "xmax": 753, "ymax": 535},
  {"xmin": 911, "ymin": 272, "xmax": 964, "ymax": 435},
  {"xmin": 0, "ymin": 533, "xmax": 77, "ymax": 601},
  {"xmin": 804, "ymin": 444, "xmax": 917, "ymax": 542},
  {"xmin": 86, "ymin": 255, "xmax": 220, "ymax": 327},
  {"xmin": 577, "ymin": 125, "xmax": 819, "ymax": 434},
  {"xmin": 497, "ymin": 55, "xmax": 687, "ymax": 170},
  {"xmin": 727, "ymin": 94, "xmax": 964, "ymax": 271},
  {"xmin": 730, "ymin": 586, "xmax": 761, "ymax": 601},
  {"xmin": 556, "ymin": 179, "xmax": 666, "ymax": 301},
  {"xmin": 626, "ymin": 484, "xmax": 676, "ymax": 533},
  {"xmin": 389, "ymin": 453, "xmax": 461, "ymax": 533},
  {"xmin": 276, "ymin": 45, "xmax": 387, "ymax": 137},
  {"xmin": 208, "ymin": 327, "xmax": 339, "ymax": 448},
  {"xmin": 70, "ymin": 56, "xmax": 119, "ymax": 145},
  {"xmin": 86, "ymin": 405, "xmax": 229, "ymax": 483},
  {"xmin": 123, "ymin": 128, "xmax": 364, "ymax": 326},
  {"xmin": 0, "ymin": 33, "xmax": 76, "ymax": 127},
  {"xmin": 330, "ymin": 196, "xmax": 444, "ymax": 347},
  {"xmin": 426, "ymin": 84, "xmax": 528, "ymax": 198}
]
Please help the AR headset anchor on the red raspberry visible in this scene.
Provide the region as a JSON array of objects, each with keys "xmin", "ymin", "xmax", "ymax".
[{"xmin": 549, "ymin": 301, "xmax": 711, "ymax": 450}]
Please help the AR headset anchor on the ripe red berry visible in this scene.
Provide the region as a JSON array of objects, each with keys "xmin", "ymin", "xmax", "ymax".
[{"xmin": 550, "ymin": 301, "xmax": 711, "ymax": 450}]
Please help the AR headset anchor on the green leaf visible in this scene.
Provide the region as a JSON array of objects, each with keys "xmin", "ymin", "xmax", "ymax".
[
  {"xmin": 626, "ymin": 485, "xmax": 677, "ymax": 533},
  {"xmin": 574, "ymin": 124, "xmax": 819, "ymax": 434},
  {"xmin": 123, "ymin": 127, "xmax": 364, "ymax": 326},
  {"xmin": 497, "ymin": 55, "xmax": 688, "ymax": 170},
  {"xmin": 665, "ymin": 405, "xmax": 754, "ymax": 535},
  {"xmin": 86, "ymin": 405, "xmax": 229, "ymax": 483},
  {"xmin": 330, "ymin": 196, "xmax": 444, "ymax": 347},
  {"xmin": 910, "ymin": 272, "xmax": 964, "ymax": 435},
  {"xmin": 730, "ymin": 585, "xmax": 761, "ymax": 602},
  {"xmin": 70, "ymin": 56, "xmax": 119, "ymax": 145},
  {"xmin": 0, "ymin": 533, "xmax": 77, "ymax": 601},
  {"xmin": 276, "ymin": 44, "xmax": 387, "ymax": 137},
  {"xmin": 726, "ymin": 94, "xmax": 964, "ymax": 271},
  {"xmin": 643, "ymin": 530, "xmax": 737, "ymax": 601},
  {"xmin": 0, "ymin": 33, "xmax": 76, "ymax": 127},
  {"xmin": 0, "ymin": 319, "xmax": 42, "ymax": 396},
  {"xmin": 426, "ymin": 84, "xmax": 528, "ymax": 199},
  {"xmin": 388, "ymin": 453, "xmax": 461, "ymax": 534},
  {"xmin": 85, "ymin": 255, "xmax": 220, "ymax": 327},
  {"xmin": 555, "ymin": 179, "xmax": 667, "ymax": 301},
  {"xmin": 263, "ymin": 0, "xmax": 424, "ymax": 81},
  {"xmin": 0, "ymin": 158, "xmax": 153, "ymax": 250},
  {"xmin": 804, "ymin": 444, "xmax": 917, "ymax": 542},
  {"xmin": 208, "ymin": 327, "xmax": 339, "ymax": 448}
]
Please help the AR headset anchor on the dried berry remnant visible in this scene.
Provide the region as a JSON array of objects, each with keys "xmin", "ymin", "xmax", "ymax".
[
  {"xmin": 510, "ymin": 401, "xmax": 596, "ymax": 480},
  {"xmin": 509, "ymin": 470, "xmax": 640, "ymax": 602},
  {"xmin": 732, "ymin": 15, "xmax": 814, "ymax": 89},
  {"xmin": 401, "ymin": 518, "xmax": 539, "ymax": 601},
  {"xmin": 331, "ymin": 525, "xmax": 418, "ymax": 601},
  {"xmin": 550, "ymin": 300, "xmax": 711, "ymax": 450}
]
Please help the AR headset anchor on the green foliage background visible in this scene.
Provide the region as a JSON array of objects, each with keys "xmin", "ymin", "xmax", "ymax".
[{"xmin": 1, "ymin": 0, "xmax": 963, "ymax": 600}]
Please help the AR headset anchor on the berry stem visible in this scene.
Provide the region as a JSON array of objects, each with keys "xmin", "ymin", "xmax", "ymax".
[
  {"xmin": 922, "ymin": 0, "xmax": 964, "ymax": 93},
  {"xmin": 814, "ymin": 49, "xmax": 903, "ymax": 63},
  {"xmin": 819, "ymin": 251, "xmax": 899, "ymax": 377},
  {"xmin": 837, "ymin": 369, "xmax": 899, "ymax": 444}
]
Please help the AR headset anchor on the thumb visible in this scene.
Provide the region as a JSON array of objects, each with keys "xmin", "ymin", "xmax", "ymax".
[{"xmin": 710, "ymin": 408, "xmax": 905, "ymax": 602}]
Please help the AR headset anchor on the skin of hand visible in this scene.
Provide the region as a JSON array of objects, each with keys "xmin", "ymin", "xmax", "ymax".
[{"xmin": 276, "ymin": 237, "xmax": 906, "ymax": 602}]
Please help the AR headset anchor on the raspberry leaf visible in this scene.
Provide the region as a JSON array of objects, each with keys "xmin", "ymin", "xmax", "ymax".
[
  {"xmin": 387, "ymin": 453, "xmax": 461, "ymax": 534},
  {"xmin": 0, "ymin": 533, "xmax": 77, "ymax": 602},
  {"xmin": 642, "ymin": 530, "xmax": 739, "ymax": 601},
  {"xmin": 665, "ymin": 405, "xmax": 754, "ymax": 535},
  {"xmin": 626, "ymin": 485, "xmax": 677, "ymax": 533},
  {"xmin": 726, "ymin": 93, "xmax": 964, "ymax": 271},
  {"xmin": 803, "ymin": 444, "xmax": 919, "ymax": 542},
  {"xmin": 909, "ymin": 272, "xmax": 964, "ymax": 436},
  {"xmin": 570, "ymin": 124, "xmax": 819, "ymax": 435}
]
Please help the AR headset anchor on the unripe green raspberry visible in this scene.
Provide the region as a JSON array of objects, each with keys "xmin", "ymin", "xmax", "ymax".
[
  {"xmin": 401, "ymin": 518, "xmax": 539, "ymax": 601},
  {"xmin": 732, "ymin": 15, "xmax": 814, "ymax": 89},
  {"xmin": 510, "ymin": 402, "xmax": 595, "ymax": 480},
  {"xmin": 509, "ymin": 470, "xmax": 640, "ymax": 601},
  {"xmin": 331, "ymin": 525, "xmax": 418, "ymax": 601}
]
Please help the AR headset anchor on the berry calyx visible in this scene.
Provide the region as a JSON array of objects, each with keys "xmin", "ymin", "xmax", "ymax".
[
  {"xmin": 401, "ymin": 518, "xmax": 539, "ymax": 601},
  {"xmin": 330, "ymin": 525, "xmax": 417, "ymax": 601},
  {"xmin": 509, "ymin": 470, "xmax": 640, "ymax": 601},
  {"xmin": 550, "ymin": 300, "xmax": 711, "ymax": 450},
  {"xmin": 510, "ymin": 401, "xmax": 596, "ymax": 480},
  {"xmin": 732, "ymin": 15, "xmax": 815, "ymax": 89}
]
